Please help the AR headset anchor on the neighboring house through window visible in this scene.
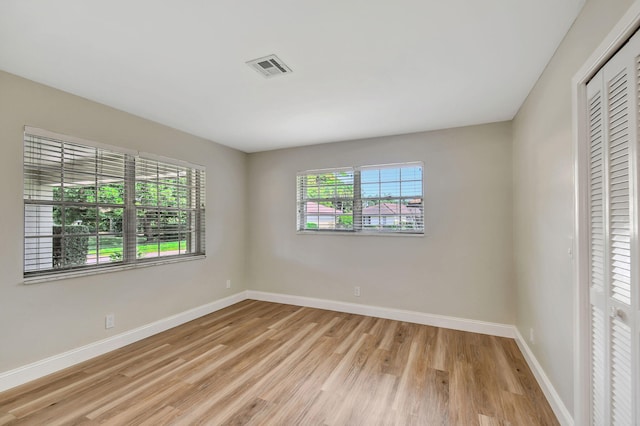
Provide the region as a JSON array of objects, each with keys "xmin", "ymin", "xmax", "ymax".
[
  {"xmin": 361, "ymin": 201, "xmax": 423, "ymax": 228},
  {"xmin": 297, "ymin": 162, "xmax": 424, "ymax": 234},
  {"xmin": 304, "ymin": 201, "xmax": 345, "ymax": 229}
]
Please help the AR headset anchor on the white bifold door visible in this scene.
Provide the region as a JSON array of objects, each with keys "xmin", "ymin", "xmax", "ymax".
[{"xmin": 587, "ymin": 29, "xmax": 640, "ymax": 426}]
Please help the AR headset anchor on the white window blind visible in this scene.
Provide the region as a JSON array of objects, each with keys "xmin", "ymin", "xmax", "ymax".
[
  {"xmin": 296, "ymin": 168, "xmax": 355, "ymax": 231},
  {"xmin": 297, "ymin": 162, "xmax": 424, "ymax": 234},
  {"xmin": 23, "ymin": 127, "xmax": 205, "ymax": 279}
]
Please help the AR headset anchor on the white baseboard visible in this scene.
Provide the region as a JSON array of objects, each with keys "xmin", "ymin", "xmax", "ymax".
[
  {"xmin": 250, "ymin": 291, "xmax": 574, "ymax": 424},
  {"xmin": 0, "ymin": 291, "xmax": 246, "ymax": 393},
  {"xmin": 514, "ymin": 328, "xmax": 574, "ymax": 426},
  {"xmin": 246, "ymin": 290, "xmax": 516, "ymax": 338},
  {"xmin": 0, "ymin": 287, "xmax": 569, "ymax": 426}
]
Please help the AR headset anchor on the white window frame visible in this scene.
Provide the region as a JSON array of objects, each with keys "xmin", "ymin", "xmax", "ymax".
[
  {"xmin": 296, "ymin": 162, "xmax": 424, "ymax": 235},
  {"xmin": 23, "ymin": 126, "xmax": 206, "ymax": 283}
]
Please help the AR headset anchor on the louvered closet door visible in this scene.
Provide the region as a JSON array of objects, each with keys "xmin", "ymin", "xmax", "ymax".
[{"xmin": 587, "ymin": 29, "xmax": 640, "ymax": 426}]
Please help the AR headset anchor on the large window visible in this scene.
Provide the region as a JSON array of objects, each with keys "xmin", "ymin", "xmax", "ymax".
[
  {"xmin": 297, "ymin": 162, "xmax": 423, "ymax": 234},
  {"xmin": 23, "ymin": 127, "xmax": 205, "ymax": 279}
]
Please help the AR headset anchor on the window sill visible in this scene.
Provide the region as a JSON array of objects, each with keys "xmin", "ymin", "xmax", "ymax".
[{"xmin": 23, "ymin": 254, "xmax": 206, "ymax": 285}]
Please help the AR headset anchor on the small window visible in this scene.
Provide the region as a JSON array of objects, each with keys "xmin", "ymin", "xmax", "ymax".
[
  {"xmin": 297, "ymin": 162, "xmax": 423, "ymax": 234},
  {"xmin": 23, "ymin": 127, "xmax": 206, "ymax": 280}
]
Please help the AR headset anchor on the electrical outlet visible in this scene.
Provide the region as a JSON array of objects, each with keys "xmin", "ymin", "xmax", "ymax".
[
  {"xmin": 354, "ymin": 286, "xmax": 361, "ymax": 297},
  {"xmin": 226, "ymin": 279, "xmax": 231, "ymax": 289},
  {"xmin": 105, "ymin": 313, "xmax": 115, "ymax": 329},
  {"xmin": 529, "ymin": 328, "xmax": 535, "ymax": 345}
]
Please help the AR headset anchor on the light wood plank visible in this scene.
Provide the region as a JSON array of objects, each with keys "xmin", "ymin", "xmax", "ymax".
[{"xmin": 0, "ymin": 301, "xmax": 559, "ymax": 425}]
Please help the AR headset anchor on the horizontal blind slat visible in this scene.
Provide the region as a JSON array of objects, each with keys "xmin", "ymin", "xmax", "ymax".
[{"xmin": 24, "ymin": 130, "xmax": 206, "ymax": 278}]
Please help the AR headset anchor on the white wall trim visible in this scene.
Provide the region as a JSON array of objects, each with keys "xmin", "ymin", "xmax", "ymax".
[
  {"xmin": 0, "ymin": 291, "xmax": 246, "ymax": 393},
  {"xmin": 1, "ymin": 287, "xmax": 571, "ymax": 426},
  {"xmin": 249, "ymin": 290, "xmax": 577, "ymax": 423},
  {"xmin": 514, "ymin": 328, "xmax": 574, "ymax": 426},
  {"xmin": 571, "ymin": 2, "xmax": 640, "ymax": 424},
  {"xmin": 246, "ymin": 290, "xmax": 515, "ymax": 338}
]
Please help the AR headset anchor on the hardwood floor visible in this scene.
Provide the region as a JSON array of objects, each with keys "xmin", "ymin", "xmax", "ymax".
[{"xmin": 0, "ymin": 300, "xmax": 559, "ymax": 425}]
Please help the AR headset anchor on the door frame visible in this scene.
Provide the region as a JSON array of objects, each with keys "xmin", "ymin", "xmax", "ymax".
[{"xmin": 572, "ymin": 2, "xmax": 640, "ymax": 425}]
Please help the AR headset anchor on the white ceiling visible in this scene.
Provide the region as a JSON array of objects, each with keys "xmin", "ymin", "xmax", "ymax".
[{"xmin": 0, "ymin": 0, "xmax": 585, "ymax": 153}]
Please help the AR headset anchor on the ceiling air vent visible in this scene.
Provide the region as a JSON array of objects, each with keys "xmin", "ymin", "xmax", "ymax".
[{"xmin": 246, "ymin": 54, "xmax": 292, "ymax": 78}]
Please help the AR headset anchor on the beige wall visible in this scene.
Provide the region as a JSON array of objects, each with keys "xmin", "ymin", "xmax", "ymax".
[
  {"xmin": 0, "ymin": 70, "xmax": 248, "ymax": 372},
  {"xmin": 5, "ymin": 0, "xmax": 635, "ymax": 414},
  {"xmin": 247, "ymin": 122, "xmax": 515, "ymax": 324},
  {"xmin": 512, "ymin": 0, "xmax": 634, "ymax": 415}
]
